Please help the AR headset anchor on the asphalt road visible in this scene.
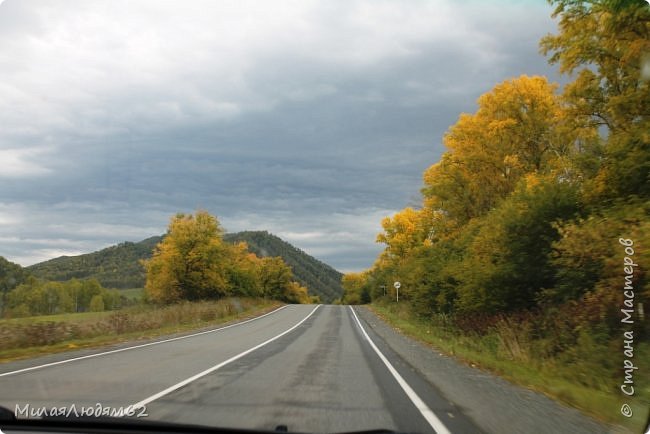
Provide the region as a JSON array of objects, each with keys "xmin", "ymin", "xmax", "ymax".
[{"xmin": 0, "ymin": 305, "xmax": 481, "ymax": 433}]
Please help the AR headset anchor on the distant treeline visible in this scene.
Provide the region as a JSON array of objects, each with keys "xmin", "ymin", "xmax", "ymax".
[
  {"xmin": 1, "ymin": 250, "xmax": 136, "ymax": 318},
  {"xmin": 2, "ymin": 276, "xmax": 124, "ymax": 317}
]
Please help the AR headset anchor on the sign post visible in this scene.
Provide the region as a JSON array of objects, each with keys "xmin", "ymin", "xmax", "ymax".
[{"xmin": 393, "ymin": 281, "xmax": 401, "ymax": 302}]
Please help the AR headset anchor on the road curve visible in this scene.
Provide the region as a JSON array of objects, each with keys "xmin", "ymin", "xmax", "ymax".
[{"xmin": 0, "ymin": 304, "xmax": 481, "ymax": 433}]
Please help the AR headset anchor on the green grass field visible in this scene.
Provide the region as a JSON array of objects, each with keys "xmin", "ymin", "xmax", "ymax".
[{"xmin": 118, "ymin": 287, "xmax": 144, "ymax": 301}]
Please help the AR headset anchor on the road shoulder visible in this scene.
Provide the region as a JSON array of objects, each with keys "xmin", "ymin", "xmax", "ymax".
[{"xmin": 356, "ymin": 306, "xmax": 623, "ymax": 434}]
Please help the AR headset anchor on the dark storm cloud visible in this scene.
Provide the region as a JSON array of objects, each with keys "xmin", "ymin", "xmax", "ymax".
[{"xmin": 0, "ymin": 0, "xmax": 561, "ymax": 271}]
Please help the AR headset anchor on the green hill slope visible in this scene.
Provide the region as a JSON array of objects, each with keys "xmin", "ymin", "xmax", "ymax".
[
  {"xmin": 224, "ymin": 231, "xmax": 343, "ymax": 303},
  {"xmin": 1, "ymin": 256, "xmax": 28, "ymax": 290},
  {"xmin": 26, "ymin": 231, "xmax": 343, "ymax": 303},
  {"xmin": 26, "ymin": 236, "xmax": 163, "ymax": 289}
]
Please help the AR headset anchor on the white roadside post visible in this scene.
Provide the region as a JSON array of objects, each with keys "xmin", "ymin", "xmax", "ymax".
[{"xmin": 394, "ymin": 281, "xmax": 401, "ymax": 302}]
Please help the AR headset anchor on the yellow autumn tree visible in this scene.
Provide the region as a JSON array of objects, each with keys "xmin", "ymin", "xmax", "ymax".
[
  {"xmin": 376, "ymin": 207, "xmax": 431, "ymax": 260},
  {"xmin": 422, "ymin": 75, "xmax": 583, "ymax": 226},
  {"xmin": 225, "ymin": 241, "xmax": 264, "ymax": 297},
  {"xmin": 143, "ymin": 211, "xmax": 230, "ymax": 304},
  {"xmin": 341, "ymin": 272, "xmax": 370, "ymax": 304},
  {"xmin": 284, "ymin": 281, "xmax": 311, "ymax": 304},
  {"xmin": 541, "ymin": 0, "xmax": 650, "ymax": 202}
]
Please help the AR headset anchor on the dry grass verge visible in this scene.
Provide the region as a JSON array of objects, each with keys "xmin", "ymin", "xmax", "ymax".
[
  {"xmin": 0, "ymin": 298, "xmax": 281, "ymax": 362},
  {"xmin": 369, "ymin": 302, "xmax": 649, "ymax": 433}
]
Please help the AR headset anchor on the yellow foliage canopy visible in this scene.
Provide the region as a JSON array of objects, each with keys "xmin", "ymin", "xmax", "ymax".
[
  {"xmin": 144, "ymin": 211, "xmax": 230, "ymax": 303},
  {"xmin": 421, "ymin": 75, "xmax": 587, "ymax": 226}
]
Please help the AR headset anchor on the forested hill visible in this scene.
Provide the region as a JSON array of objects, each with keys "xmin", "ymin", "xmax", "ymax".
[
  {"xmin": 26, "ymin": 236, "xmax": 163, "ymax": 289},
  {"xmin": 224, "ymin": 231, "xmax": 343, "ymax": 303},
  {"xmin": 26, "ymin": 231, "xmax": 343, "ymax": 303}
]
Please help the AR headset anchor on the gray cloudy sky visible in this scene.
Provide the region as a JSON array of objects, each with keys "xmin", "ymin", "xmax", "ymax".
[{"xmin": 0, "ymin": 0, "xmax": 561, "ymax": 272}]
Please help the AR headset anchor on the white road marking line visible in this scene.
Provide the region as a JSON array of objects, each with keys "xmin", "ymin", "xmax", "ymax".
[
  {"xmin": 349, "ymin": 306, "xmax": 452, "ymax": 434},
  {"xmin": 129, "ymin": 304, "xmax": 321, "ymax": 411},
  {"xmin": 0, "ymin": 305, "xmax": 289, "ymax": 378}
]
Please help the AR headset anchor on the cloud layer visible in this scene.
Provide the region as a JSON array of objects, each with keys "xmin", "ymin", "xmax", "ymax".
[{"xmin": 0, "ymin": 0, "xmax": 560, "ymax": 272}]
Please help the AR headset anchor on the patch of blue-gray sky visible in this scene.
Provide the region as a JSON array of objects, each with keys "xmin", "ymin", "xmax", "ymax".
[{"xmin": 0, "ymin": 0, "xmax": 561, "ymax": 272}]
